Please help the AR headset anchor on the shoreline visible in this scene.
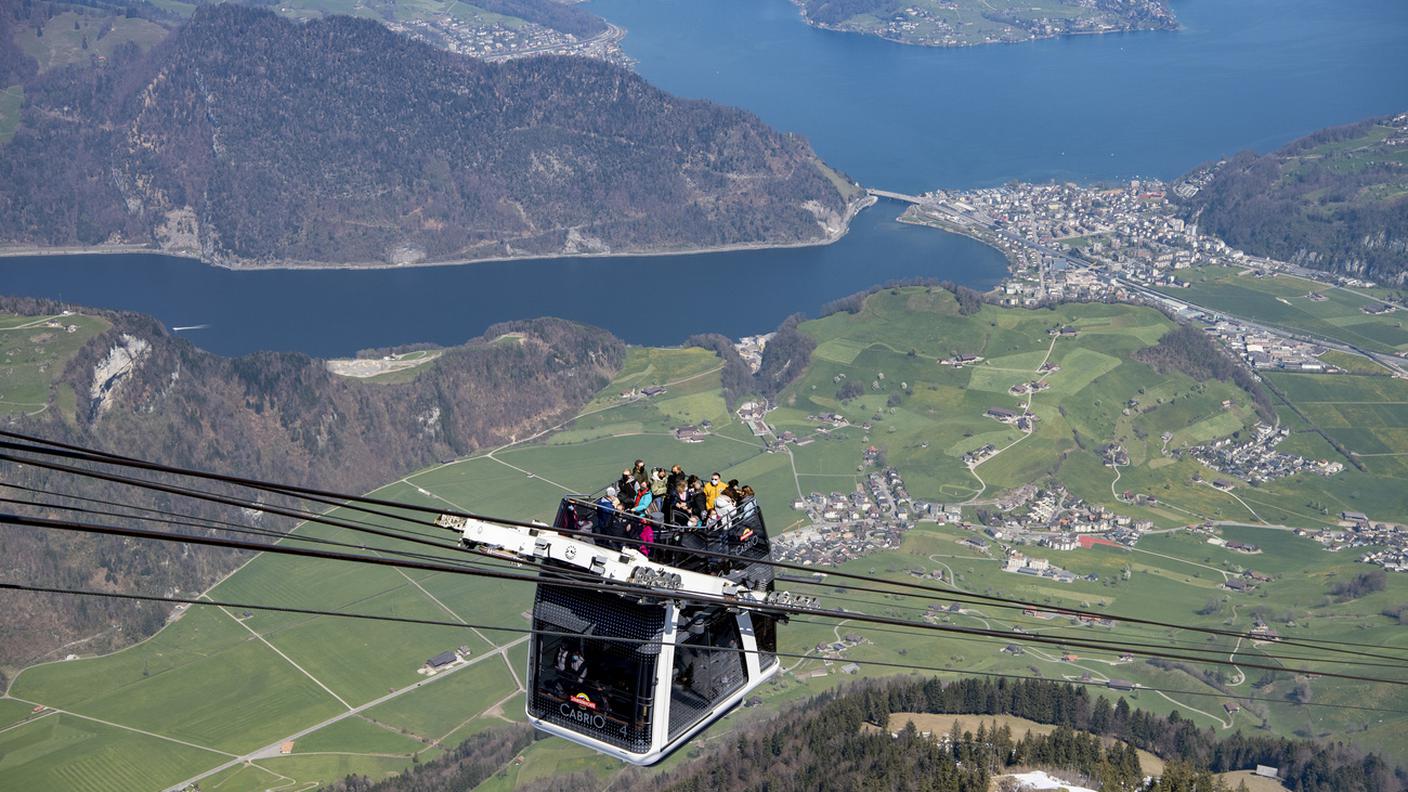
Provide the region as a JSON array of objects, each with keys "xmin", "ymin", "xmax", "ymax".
[
  {"xmin": 789, "ymin": 0, "xmax": 1179, "ymax": 50},
  {"xmin": 895, "ymin": 207, "xmax": 1016, "ymax": 267},
  {"xmin": 0, "ymin": 194, "xmax": 878, "ymax": 273}
]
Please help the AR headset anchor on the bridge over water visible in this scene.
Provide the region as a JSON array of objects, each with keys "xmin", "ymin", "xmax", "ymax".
[{"xmin": 866, "ymin": 188, "xmax": 926, "ymax": 204}]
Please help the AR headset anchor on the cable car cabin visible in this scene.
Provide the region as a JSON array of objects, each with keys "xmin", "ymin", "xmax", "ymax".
[
  {"xmin": 523, "ymin": 496, "xmax": 780, "ymax": 764},
  {"xmin": 438, "ymin": 495, "xmax": 782, "ymax": 764}
]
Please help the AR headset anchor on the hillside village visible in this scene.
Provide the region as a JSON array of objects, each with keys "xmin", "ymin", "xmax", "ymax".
[
  {"xmin": 897, "ymin": 173, "xmax": 1407, "ymax": 383},
  {"xmin": 383, "ymin": 13, "xmax": 630, "ymax": 65},
  {"xmin": 1184, "ymin": 423, "xmax": 1344, "ymax": 483}
]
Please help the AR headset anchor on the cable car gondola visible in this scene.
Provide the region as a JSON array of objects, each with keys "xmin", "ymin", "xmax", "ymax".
[{"xmin": 438, "ymin": 494, "xmax": 781, "ymax": 765}]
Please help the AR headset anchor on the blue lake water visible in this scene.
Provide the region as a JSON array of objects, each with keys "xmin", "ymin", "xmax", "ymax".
[
  {"xmin": 592, "ymin": 0, "xmax": 1408, "ymax": 191},
  {"xmin": 3, "ymin": 0, "xmax": 1406, "ymax": 356},
  {"xmin": 0, "ymin": 201, "xmax": 1006, "ymax": 358}
]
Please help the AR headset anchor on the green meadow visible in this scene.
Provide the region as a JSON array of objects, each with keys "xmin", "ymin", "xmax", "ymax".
[
  {"xmin": 1156, "ymin": 265, "xmax": 1408, "ymax": 354},
  {"xmin": 4, "ymin": 289, "xmax": 1406, "ymax": 789},
  {"xmin": 0, "ymin": 311, "xmax": 109, "ymax": 419}
]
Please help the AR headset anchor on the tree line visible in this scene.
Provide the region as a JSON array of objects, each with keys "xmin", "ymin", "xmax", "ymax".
[
  {"xmin": 325, "ymin": 676, "xmax": 1403, "ymax": 792},
  {"xmin": 1135, "ymin": 325, "xmax": 1276, "ymax": 423}
]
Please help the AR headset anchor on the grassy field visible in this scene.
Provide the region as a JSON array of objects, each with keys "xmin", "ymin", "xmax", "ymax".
[
  {"xmin": 1156, "ymin": 265, "xmax": 1408, "ymax": 355},
  {"xmin": 1217, "ymin": 770, "xmax": 1291, "ymax": 791},
  {"xmin": 292, "ymin": 716, "xmax": 425, "ymax": 755},
  {"xmin": 879, "ymin": 712, "xmax": 1165, "ymax": 775},
  {"xmin": 0, "ymin": 712, "xmax": 226, "ymax": 792},
  {"xmin": 4, "ymin": 291, "xmax": 1405, "ymax": 789},
  {"xmin": 362, "ymin": 654, "xmax": 518, "ymax": 741},
  {"xmin": 0, "ymin": 311, "xmax": 109, "ymax": 419},
  {"xmin": 15, "ymin": 12, "xmax": 169, "ymax": 73},
  {"xmin": 0, "ymin": 84, "xmax": 22, "ymax": 145},
  {"xmin": 776, "ymin": 288, "xmax": 1258, "ymax": 525},
  {"xmin": 0, "ymin": 697, "xmax": 35, "ymax": 729}
]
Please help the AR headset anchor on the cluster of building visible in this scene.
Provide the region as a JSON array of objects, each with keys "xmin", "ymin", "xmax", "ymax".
[
  {"xmin": 1205, "ymin": 319, "xmax": 1337, "ymax": 372},
  {"xmin": 734, "ymin": 333, "xmax": 773, "ymax": 373},
  {"xmin": 984, "ymin": 405, "xmax": 1036, "ymax": 432},
  {"xmin": 1301, "ymin": 518, "xmax": 1408, "ymax": 572},
  {"xmin": 981, "ymin": 483, "xmax": 1151, "ymax": 545},
  {"xmin": 673, "ymin": 420, "xmax": 713, "ymax": 443},
  {"xmin": 806, "ymin": 411, "xmax": 850, "ymax": 429},
  {"xmin": 737, "ymin": 400, "xmax": 772, "ymax": 437},
  {"xmin": 1184, "ymin": 423, "xmax": 1343, "ymax": 483},
  {"xmin": 962, "ymin": 443, "xmax": 997, "ymax": 466},
  {"xmin": 385, "ymin": 15, "xmax": 630, "ymax": 65},
  {"xmin": 775, "ymin": 466, "xmax": 917, "ymax": 566},
  {"xmin": 1223, "ymin": 568, "xmax": 1275, "ymax": 593},
  {"xmin": 621, "ymin": 384, "xmax": 668, "ymax": 399},
  {"xmin": 810, "ymin": 1, "xmax": 1172, "ymax": 48},
  {"xmin": 902, "ymin": 179, "xmax": 1252, "ymax": 305},
  {"xmin": 1001, "ymin": 550, "xmax": 1078, "ymax": 584}
]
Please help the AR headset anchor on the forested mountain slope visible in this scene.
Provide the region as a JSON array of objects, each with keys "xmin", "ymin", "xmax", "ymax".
[
  {"xmin": 1179, "ymin": 113, "xmax": 1408, "ymax": 284},
  {"xmin": 0, "ymin": 297, "xmax": 624, "ymax": 667},
  {"xmin": 0, "ymin": 4, "xmax": 858, "ymax": 267}
]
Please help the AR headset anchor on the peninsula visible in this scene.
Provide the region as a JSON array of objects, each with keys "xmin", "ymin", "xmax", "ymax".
[
  {"xmin": 794, "ymin": 0, "xmax": 1176, "ymax": 47},
  {"xmin": 0, "ymin": 5, "xmax": 864, "ymax": 269}
]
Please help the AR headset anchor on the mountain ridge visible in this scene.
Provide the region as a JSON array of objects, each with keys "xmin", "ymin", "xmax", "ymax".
[
  {"xmin": 0, "ymin": 295, "xmax": 625, "ymax": 668},
  {"xmin": 0, "ymin": 4, "xmax": 860, "ymax": 268}
]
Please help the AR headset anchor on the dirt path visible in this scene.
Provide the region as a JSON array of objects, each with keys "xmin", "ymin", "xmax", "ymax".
[{"xmin": 962, "ymin": 335, "xmax": 1060, "ymax": 504}]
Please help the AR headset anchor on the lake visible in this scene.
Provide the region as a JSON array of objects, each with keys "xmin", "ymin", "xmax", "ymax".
[
  {"xmin": 3, "ymin": 0, "xmax": 1406, "ymax": 356},
  {"xmin": 592, "ymin": 0, "xmax": 1408, "ymax": 192},
  {"xmin": 0, "ymin": 201, "xmax": 1006, "ymax": 358}
]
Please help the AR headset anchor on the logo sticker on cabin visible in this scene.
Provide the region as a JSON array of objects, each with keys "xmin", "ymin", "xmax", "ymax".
[{"xmin": 571, "ymin": 693, "xmax": 598, "ymax": 710}]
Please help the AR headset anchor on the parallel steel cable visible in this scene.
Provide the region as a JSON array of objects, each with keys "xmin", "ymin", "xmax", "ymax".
[
  {"xmin": 4, "ymin": 581, "xmax": 1404, "ymax": 719},
  {"xmin": 6, "ymin": 483, "xmax": 1377, "ymax": 672},
  {"xmin": 3, "ymin": 437, "xmax": 1404, "ymax": 671},
  {"xmin": 0, "ymin": 492, "xmax": 524, "ymax": 578},
  {"xmin": 3, "ymin": 510, "xmax": 1403, "ymax": 687},
  {"xmin": 4, "ymin": 433, "xmax": 1399, "ymax": 664},
  {"xmin": 7, "ymin": 490, "xmax": 1379, "ymax": 671}
]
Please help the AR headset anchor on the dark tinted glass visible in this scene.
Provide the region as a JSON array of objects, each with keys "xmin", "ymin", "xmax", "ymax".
[
  {"xmin": 529, "ymin": 584, "xmax": 663, "ymax": 753},
  {"xmin": 668, "ymin": 609, "xmax": 747, "ymax": 739}
]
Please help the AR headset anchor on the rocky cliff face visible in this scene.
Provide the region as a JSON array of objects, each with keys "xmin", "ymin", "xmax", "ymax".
[{"xmin": 0, "ymin": 298, "xmax": 625, "ymax": 669}]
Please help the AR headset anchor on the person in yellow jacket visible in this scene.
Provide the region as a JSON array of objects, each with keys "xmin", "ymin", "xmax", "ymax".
[{"xmin": 702, "ymin": 472, "xmax": 725, "ymax": 511}]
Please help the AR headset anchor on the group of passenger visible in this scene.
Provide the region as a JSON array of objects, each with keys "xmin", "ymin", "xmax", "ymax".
[{"xmin": 588, "ymin": 459, "xmax": 759, "ymax": 557}]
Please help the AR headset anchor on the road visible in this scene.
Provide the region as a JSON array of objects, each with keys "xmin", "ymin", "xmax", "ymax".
[
  {"xmin": 162, "ymin": 636, "xmax": 528, "ymax": 792},
  {"xmin": 961, "ymin": 333, "xmax": 1060, "ymax": 504}
]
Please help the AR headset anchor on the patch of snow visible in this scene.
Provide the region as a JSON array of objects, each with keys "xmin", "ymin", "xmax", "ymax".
[{"xmin": 1004, "ymin": 770, "xmax": 1098, "ymax": 792}]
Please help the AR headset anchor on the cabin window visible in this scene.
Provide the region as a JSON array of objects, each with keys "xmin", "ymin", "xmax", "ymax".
[
  {"xmin": 752, "ymin": 613, "xmax": 778, "ymax": 669},
  {"xmin": 529, "ymin": 585, "xmax": 663, "ymax": 753},
  {"xmin": 668, "ymin": 609, "xmax": 747, "ymax": 739}
]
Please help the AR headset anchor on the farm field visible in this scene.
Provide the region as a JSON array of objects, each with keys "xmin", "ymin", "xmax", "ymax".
[
  {"xmin": 0, "ymin": 712, "xmax": 225, "ymax": 792},
  {"xmin": 1155, "ymin": 265, "xmax": 1408, "ymax": 355},
  {"xmin": 876, "ymin": 712, "xmax": 1165, "ymax": 775},
  {"xmin": 4, "ymin": 293, "xmax": 1407, "ymax": 789},
  {"xmin": 13, "ymin": 12, "xmax": 169, "ymax": 74},
  {"xmin": 0, "ymin": 311, "xmax": 109, "ymax": 419},
  {"xmin": 776, "ymin": 288, "xmax": 1264, "ymax": 524},
  {"xmin": 0, "ymin": 85, "xmax": 21, "ymax": 145}
]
